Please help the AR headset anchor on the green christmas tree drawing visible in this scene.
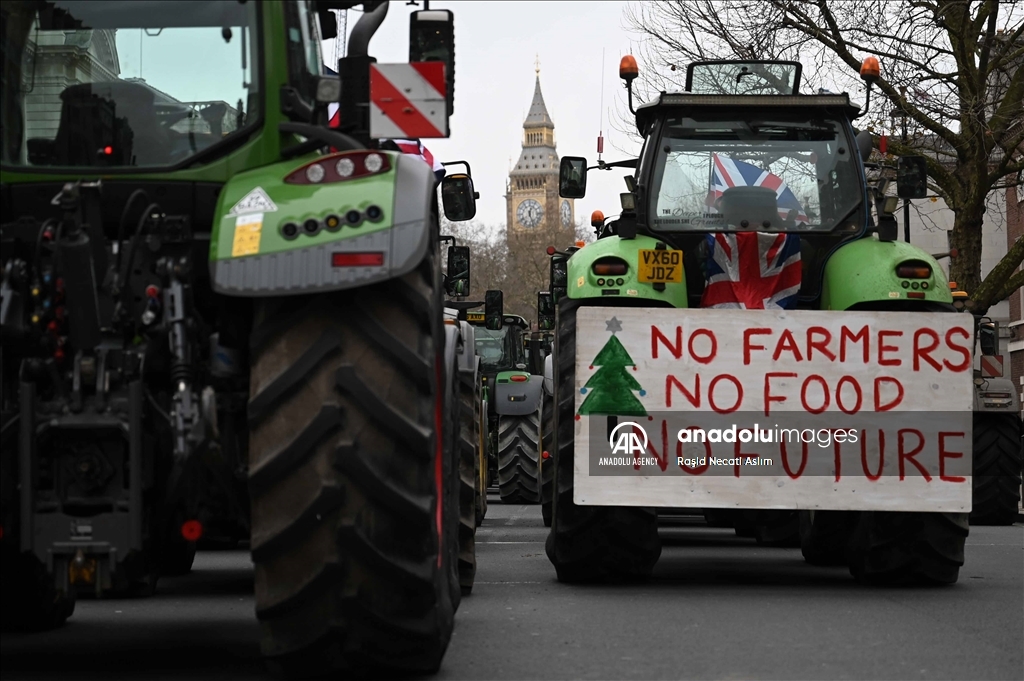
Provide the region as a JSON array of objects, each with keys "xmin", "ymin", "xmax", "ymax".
[{"xmin": 578, "ymin": 317, "xmax": 648, "ymax": 416}]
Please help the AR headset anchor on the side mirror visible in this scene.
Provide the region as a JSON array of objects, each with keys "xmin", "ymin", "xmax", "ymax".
[
  {"xmin": 441, "ymin": 173, "xmax": 477, "ymax": 221},
  {"xmin": 537, "ymin": 291, "xmax": 555, "ymax": 331},
  {"xmin": 317, "ymin": 10, "xmax": 338, "ymax": 40},
  {"xmin": 410, "ymin": 9, "xmax": 455, "ymax": 115},
  {"xmin": 484, "ymin": 290, "xmax": 503, "ymax": 330},
  {"xmin": 549, "ymin": 256, "xmax": 568, "ymax": 302},
  {"xmin": 897, "ymin": 156, "xmax": 928, "ymax": 199},
  {"xmin": 855, "ymin": 130, "xmax": 873, "ymax": 163},
  {"xmin": 446, "ymin": 245, "xmax": 471, "ymax": 297},
  {"xmin": 978, "ymin": 320, "xmax": 998, "ymax": 356},
  {"xmin": 559, "ymin": 157, "xmax": 588, "ymax": 198}
]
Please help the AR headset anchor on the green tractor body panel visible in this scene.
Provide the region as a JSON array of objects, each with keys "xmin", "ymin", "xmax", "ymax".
[
  {"xmin": 209, "ymin": 151, "xmax": 435, "ymax": 296},
  {"xmin": 566, "ymin": 234, "xmax": 688, "ymax": 308},
  {"xmin": 821, "ymin": 237, "xmax": 953, "ymax": 310},
  {"xmin": 209, "ymin": 153, "xmax": 398, "ymax": 261},
  {"xmin": 495, "ymin": 370, "xmax": 531, "ymax": 384}
]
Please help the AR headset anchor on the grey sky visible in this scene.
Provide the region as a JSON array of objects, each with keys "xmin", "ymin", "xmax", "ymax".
[{"xmin": 322, "ymin": 1, "xmax": 641, "ymax": 236}]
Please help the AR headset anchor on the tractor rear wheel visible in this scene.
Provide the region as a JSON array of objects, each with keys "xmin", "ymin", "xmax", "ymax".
[
  {"xmin": 798, "ymin": 510, "xmax": 856, "ymax": 566},
  {"xmin": 540, "ymin": 392, "xmax": 555, "ymax": 527},
  {"xmin": 0, "ymin": 549, "xmax": 76, "ymax": 632},
  {"xmin": 497, "ymin": 413, "xmax": 541, "ymax": 504},
  {"xmin": 752, "ymin": 510, "xmax": 801, "ymax": 547},
  {"xmin": 846, "ymin": 512, "xmax": 968, "ymax": 585},
  {"xmin": 247, "ymin": 256, "xmax": 457, "ymax": 676},
  {"xmin": 545, "ymin": 301, "xmax": 661, "ymax": 583},
  {"xmin": 970, "ymin": 414, "xmax": 1022, "ymax": 526},
  {"xmin": 457, "ymin": 366, "xmax": 479, "ymax": 593}
]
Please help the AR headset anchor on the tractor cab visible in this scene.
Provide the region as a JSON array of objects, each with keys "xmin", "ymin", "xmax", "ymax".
[{"xmin": 560, "ymin": 57, "xmax": 950, "ymax": 314}]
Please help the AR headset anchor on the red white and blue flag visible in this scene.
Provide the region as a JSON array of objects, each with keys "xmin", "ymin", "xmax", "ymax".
[
  {"xmin": 327, "ymin": 103, "xmax": 444, "ymax": 176},
  {"xmin": 700, "ymin": 231, "xmax": 802, "ymax": 309},
  {"xmin": 707, "ymin": 153, "xmax": 809, "ymax": 224}
]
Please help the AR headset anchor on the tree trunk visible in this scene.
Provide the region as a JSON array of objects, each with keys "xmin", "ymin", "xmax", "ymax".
[{"xmin": 947, "ymin": 209, "xmax": 985, "ymax": 298}]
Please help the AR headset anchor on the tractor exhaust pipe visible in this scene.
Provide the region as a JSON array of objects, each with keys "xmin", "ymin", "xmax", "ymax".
[{"xmin": 347, "ymin": 1, "xmax": 389, "ymax": 58}]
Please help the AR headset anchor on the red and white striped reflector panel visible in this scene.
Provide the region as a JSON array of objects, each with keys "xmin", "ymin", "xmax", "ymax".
[
  {"xmin": 370, "ymin": 62, "xmax": 449, "ymax": 139},
  {"xmin": 980, "ymin": 354, "xmax": 1003, "ymax": 378}
]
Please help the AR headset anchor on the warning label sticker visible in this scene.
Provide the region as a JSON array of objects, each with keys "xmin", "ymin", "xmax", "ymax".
[
  {"xmin": 231, "ymin": 213, "xmax": 263, "ymax": 257},
  {"xmin": 229, "ymin": 187, "xmax": 278, "ymax": 216}
]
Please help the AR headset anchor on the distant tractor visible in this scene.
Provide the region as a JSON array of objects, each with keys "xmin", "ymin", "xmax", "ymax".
[
  {"xmin": 951, "ymin": 296, "xmax": 1023, "ymax": 526},
  {"xmin": 468, "ymin": 296, "xmax": 544, "ymax": 504}
]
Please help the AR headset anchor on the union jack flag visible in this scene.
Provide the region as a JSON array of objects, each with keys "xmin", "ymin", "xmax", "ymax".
[
  {"xmin": 707, "ymin": 153, "xmax": 809, "ymax": 225},
  {"xmin": 327, "ymin": 103, "xmax": 445, "ymax": 178},
  {"xmin": 700, "ymin": 232, "xmax": 802, "ymax": 309}
]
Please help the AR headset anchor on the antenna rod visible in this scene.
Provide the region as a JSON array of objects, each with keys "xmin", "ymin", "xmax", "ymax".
[{"xmin": 597, "ymin": 48, "xmax": 605, "ymax": 161}]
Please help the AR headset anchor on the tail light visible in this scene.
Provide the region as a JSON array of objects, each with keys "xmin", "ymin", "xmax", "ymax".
[
  {"xmin": 896, "ymin": 261, "xmax": 931, "ymax": 278},
  {"xmin": 592, "ymin": 257, "xmax": 628, "ymax": 276},
  {"xmin": 332, "ymin": 252, "xmax": 384, "ymax": 267},
  {"xmin": 285, "ymin": 151, "xmax": 392, "ymax": 185},
  {"xmin": 509, "ymin": 375, "xmax": 528, "ymax": 382},
  {"xmin": 181, "ymin": 520, "xmax": 203, "ymax": 542}
]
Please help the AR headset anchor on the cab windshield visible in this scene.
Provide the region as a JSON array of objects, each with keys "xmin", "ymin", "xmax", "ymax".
[
  {"xmin": 647, "ymin": 113, "xmax": 864, "ymax": 233},
  {"xmin": 476, "ymin": 327, "xmax": 520, "ymax": 372},
  {"xmin": 1, "ymin": 0, "xmax": 260, "ymax": 169}
]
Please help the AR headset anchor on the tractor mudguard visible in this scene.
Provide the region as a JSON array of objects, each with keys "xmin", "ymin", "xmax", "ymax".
[
  {"xmin": 443, "ymin": 319, "xmax": 461, "ymax": 395},
  {"xmin": 974, "ymin": 376, "xmax": 1020, "ymax": 412},
  {"xmin": 210, "ymin": 152, "xmax": 434, "ymax": 296},
  {"xmin": 493, "ymin": 374, "xmax": 544, "ymax": 416},
  {"xmin": 821, "ymin": 236, "xmax": 953, "ymax": 310},
  {"xmin": 566, "ymin": 234, "xmax": 688, "ymax": 307},
  {"xmin": 457, "ymin": 320, "xmax": 478, "ymax": 377},
  {"xmin": 543, "ymin": 353, "xmax": 553, "ymax": 396}
]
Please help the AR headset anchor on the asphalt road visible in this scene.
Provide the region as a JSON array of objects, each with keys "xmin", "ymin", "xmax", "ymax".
[{"xmin": 2, "ymin": 498, "xmax": 1022, "ymax": 681}]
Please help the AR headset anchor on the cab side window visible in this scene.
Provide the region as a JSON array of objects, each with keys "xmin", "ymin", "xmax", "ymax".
[{"xmin": 284, "ymin": 1, "xmax": 323, "ymax": 113}]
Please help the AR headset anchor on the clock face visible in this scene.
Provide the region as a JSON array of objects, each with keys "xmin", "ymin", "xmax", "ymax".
[
  {"xmin": 517, "ymin": 199, "xmax": 544, "ymax": 228},
  {"xmin": 560, "ymin": 200, "xmax": 572, "ymax": 227}
]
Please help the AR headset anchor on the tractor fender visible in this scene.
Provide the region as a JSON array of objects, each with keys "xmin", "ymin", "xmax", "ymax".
[
  {"xmin": 821, "ymin": 237, "xmax": 953, "ymax": 310},
  {"xmin": 443, "ymin": 321, "xmax": 461, "ymax": 396},
  {"xmin": 210, "ymin": 153, "xmax": 434, "ymax": 296},
  {"xmin": 457, "ymin": 321, "xmax": 478, "ymax": 377},
  {"xmin": 974, "ymin": 376, "xmax": 1020, "ymax": 413},
  {"xmin": 493, "ymin": 375, "xmax": 544, "ymax": 416},
  {"xmin": 543, "ymin": 354, "xmax": 553, "ymax": 396}
]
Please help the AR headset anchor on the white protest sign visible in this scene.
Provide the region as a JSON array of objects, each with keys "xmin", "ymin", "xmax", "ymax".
[{"xmin": 573, "ymin": 307, "xmax": 974, "ymax": 512}]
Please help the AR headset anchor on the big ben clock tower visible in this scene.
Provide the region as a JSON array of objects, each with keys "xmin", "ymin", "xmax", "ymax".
[{"xmin": 505, "ymin": 61, "xmax": 574, "ymax": 238}]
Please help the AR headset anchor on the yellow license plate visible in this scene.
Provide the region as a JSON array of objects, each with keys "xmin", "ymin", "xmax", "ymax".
[
  {"xmin": 467, "ymin": 312, "xmax": 485, "ymax": 322},
  {"xmin": 637, "ymin": 249, "xmax": 683, "ymax": 283}
]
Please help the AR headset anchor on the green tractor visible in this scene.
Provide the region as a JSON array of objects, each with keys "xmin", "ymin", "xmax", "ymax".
[
  {"xmin": 545, "ymin": 56, "xmax": 975, "ymax": 585},
  {"xmin": 466, "ymin": 294, "xmax": 545, "ymax": 504},
  {"xmin": 1, "ymin": 0, "xmax": 473, "ymax": 674}
]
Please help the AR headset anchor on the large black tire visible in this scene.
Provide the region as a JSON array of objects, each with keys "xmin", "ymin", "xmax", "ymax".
[
  {"xmin": 540, "ymin": 391, "xmax": 555, "ymax": 527},
  {"xmin": 159, "ymin": 538, "xmax": 197, "ymax": 577},
  {"xmin": 457, "ymin": 366, "xmax": 479, "ymax": 594},
  {"xmin": 497, "ymin": 413, "xmax": 541, "ymax": 504},
  {"xmin": 798, "ymin": 510, "xmax": 857, "ymax": 566},
  {"xmin": 970, "ymin": 413, "xmax": 1022, "ymax": 526},
  {"xmin": 545, "ymin": 300, "xmax": 661, "ymax": 583},
  {"xmin": 247, "ymin": 254, "xmax": 458, "ymax": 676},
  {"xmin": 752, "ymin": 510, "xmax": 801, "ymax": 547},
  {"xmin": 702, "ymin": 509, "xmax": 736, "ymax": 528},
  {"xmin": 0, "ymin": 549, "xmax": 76, "ymax": 631},
  {"xmin": 846, "ymin": 512, "xmax": 968, "ymax": 585}
]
